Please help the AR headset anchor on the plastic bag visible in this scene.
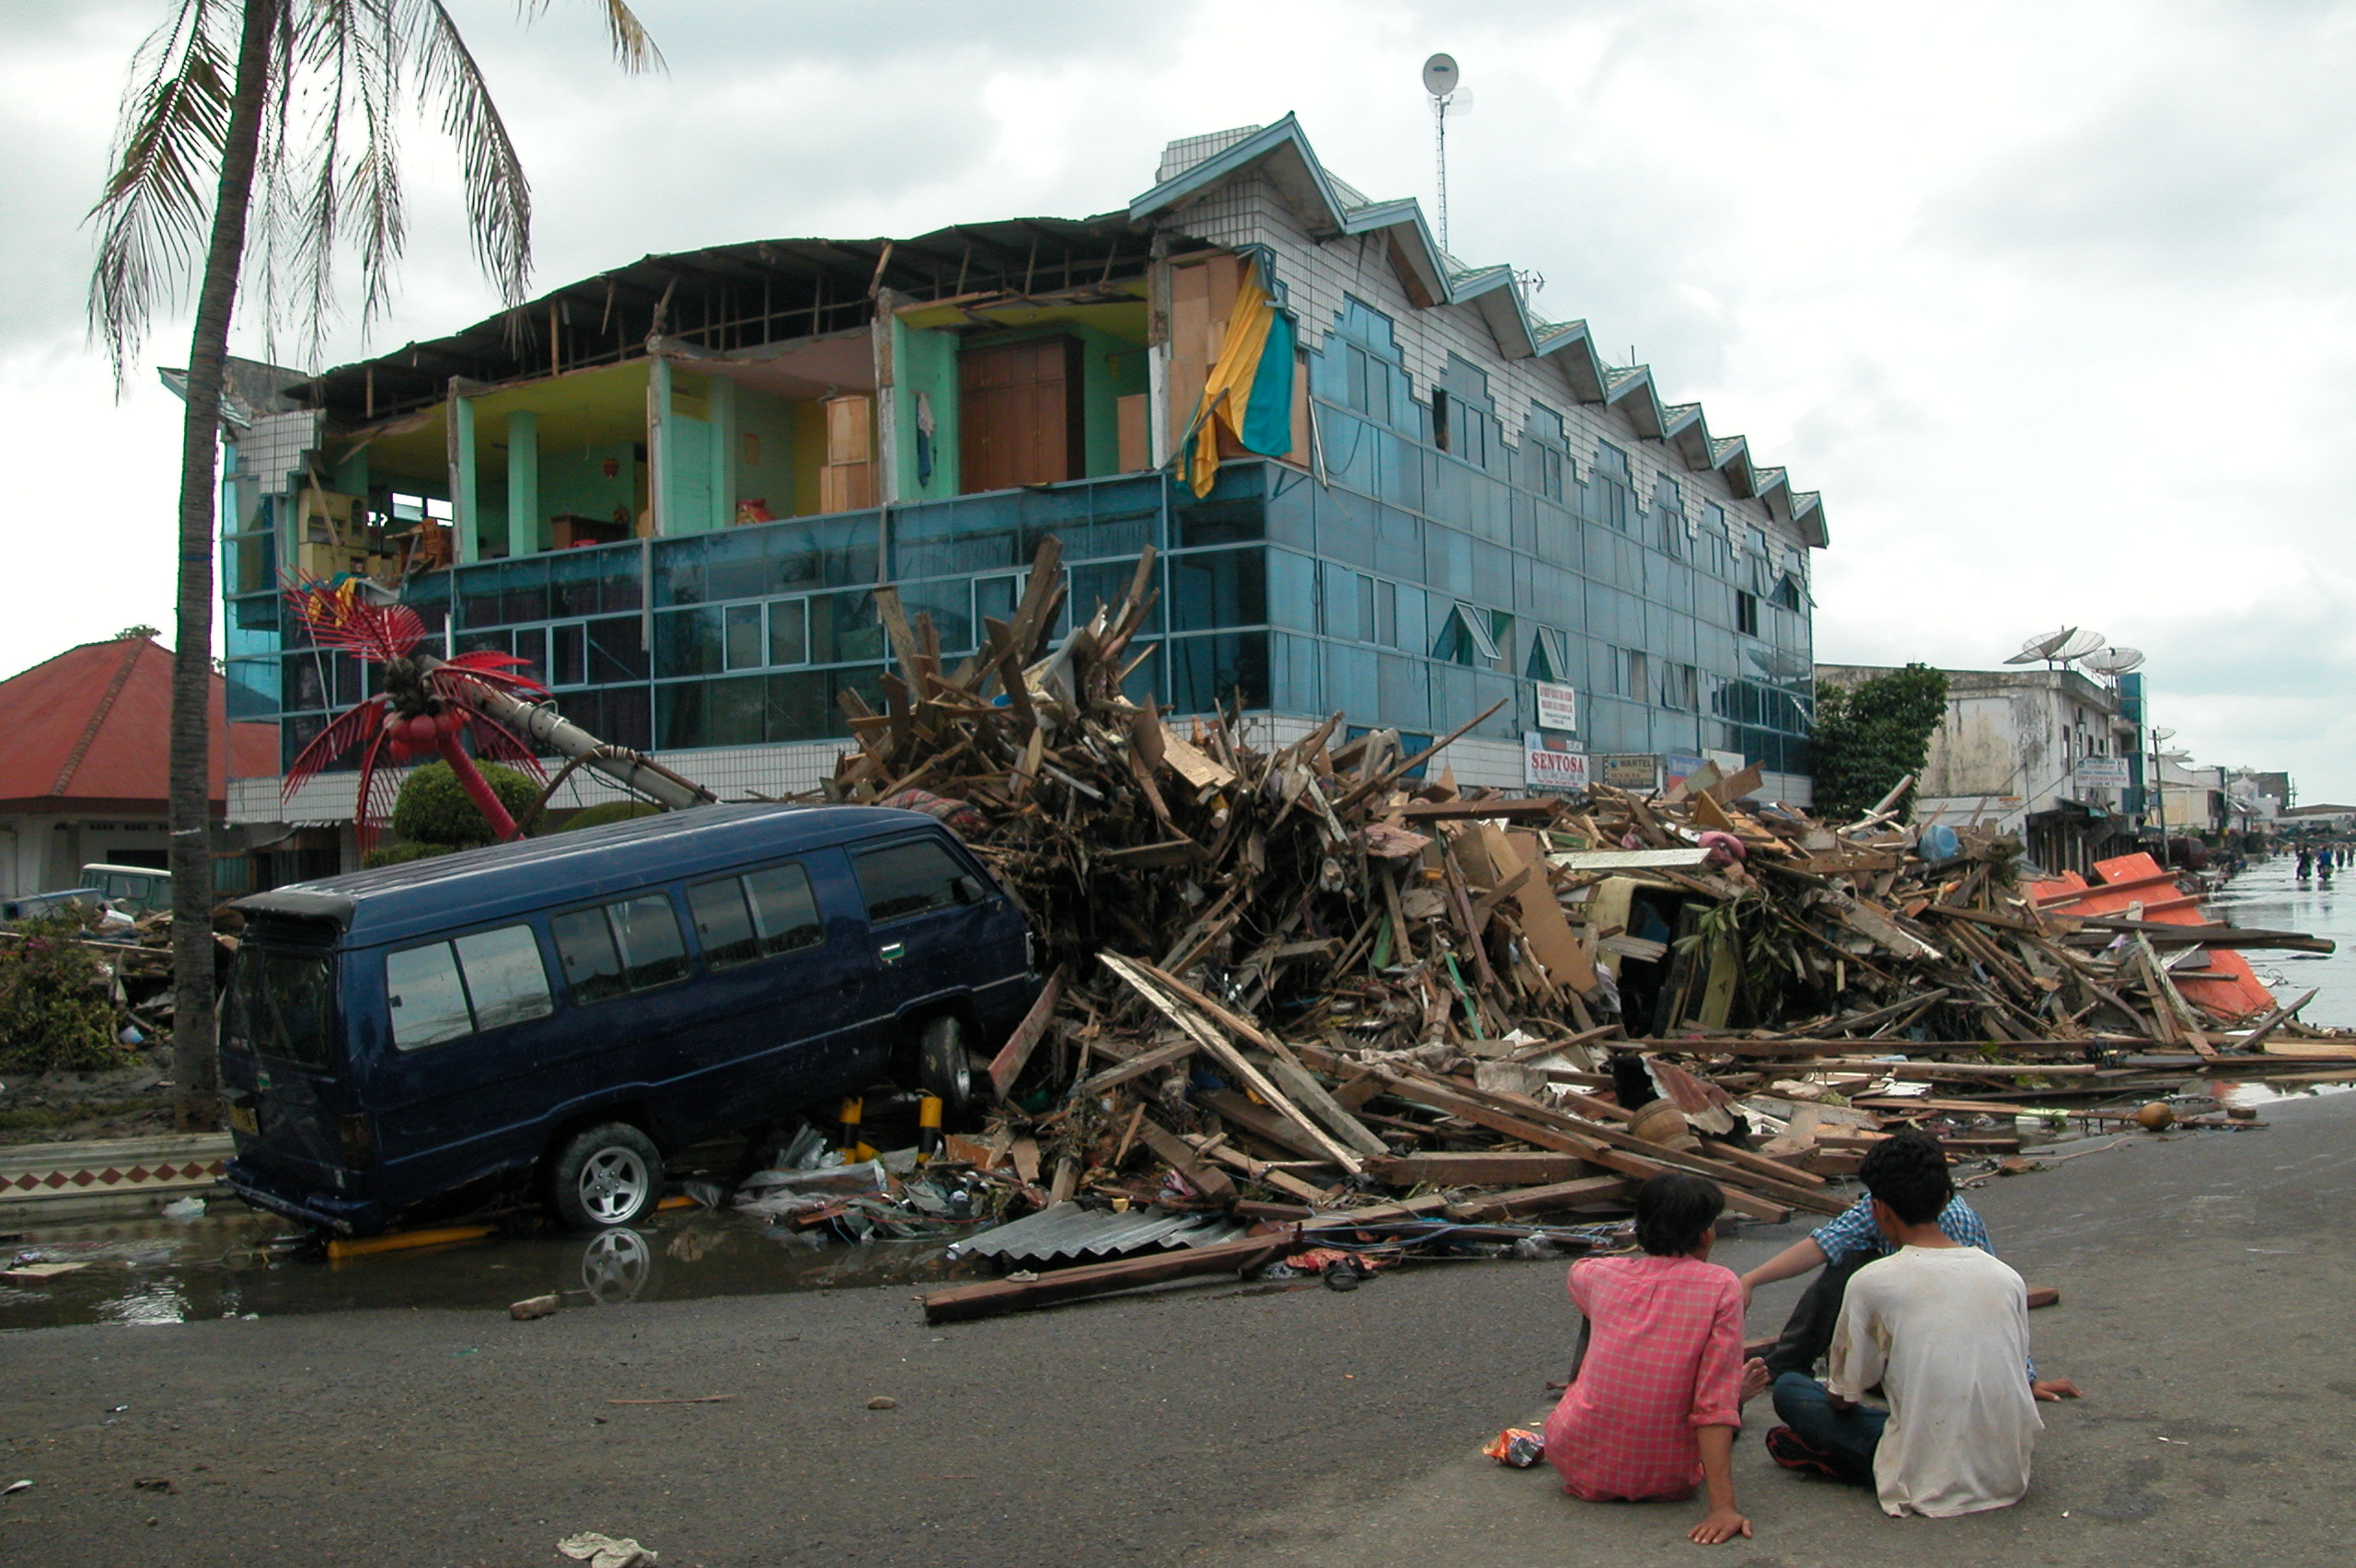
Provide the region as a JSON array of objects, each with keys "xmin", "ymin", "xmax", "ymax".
[{"xmin": 1482, "ymin": 1427, "xmax": 1545, "ymax": 1468}]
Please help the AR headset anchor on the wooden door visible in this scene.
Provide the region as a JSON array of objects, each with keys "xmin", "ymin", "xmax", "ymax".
[{"xmin": 959, "ymin": 338, "xmax": 1083, "ymax": 492}]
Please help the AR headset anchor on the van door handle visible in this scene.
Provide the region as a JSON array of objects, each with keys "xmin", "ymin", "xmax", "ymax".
[{"xmin": 879, "ymin": 941, "xmax": 906, "ymax": 963}]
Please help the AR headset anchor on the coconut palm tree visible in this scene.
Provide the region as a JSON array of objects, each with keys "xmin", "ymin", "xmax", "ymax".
[{"xmin": 89, "ymin": 1, "xmax": 659, "ymax": 1129}]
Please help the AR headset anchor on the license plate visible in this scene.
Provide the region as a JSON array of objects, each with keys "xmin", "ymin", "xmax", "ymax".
[{"xmin": 228, "ymin": 1104, "xmax": 258, "ymax": 1135}]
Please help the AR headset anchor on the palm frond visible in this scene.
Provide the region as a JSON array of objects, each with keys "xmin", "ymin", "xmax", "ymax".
[
  {"xmin": 518, "ymin": 1, "xmax": 666, "ymax": 74},
  {"xmin": 86, "ymin": 0, "xmax": 237, "ymax": 386},
  {"xmin": 403, "ymin": 0, "xmax": 532, "ymax": 310},
  {"xmin": 463, "ymin": 711, "xmax": 549, "ymax": 773},
  {"xmin": 353, "ymin": 727, "xmax": 405, "ymax": 851},
  {"xmin": 284, "ymin": 696, "xmax": 391, "ymax": 798}
]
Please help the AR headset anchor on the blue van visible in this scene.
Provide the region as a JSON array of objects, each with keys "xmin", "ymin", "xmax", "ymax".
[{"xmin": 218, "ymin": 803, "xmax": 1037, "ymax": 1236}]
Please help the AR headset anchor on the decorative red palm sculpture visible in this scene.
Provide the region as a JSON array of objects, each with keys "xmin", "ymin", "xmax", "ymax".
[{"xmin": 281, "ymin": 576, "xmax": 550, "ymax": 849}]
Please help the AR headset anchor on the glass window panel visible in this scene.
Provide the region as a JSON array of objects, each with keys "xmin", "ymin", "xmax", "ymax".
[
  {"xmin": 387, "ymin": 941, "xmax": 474, "ymax": 1049},
  {"xmin": 588, "ymin": 616, "xmax": 649, "ymax": 683},
  {"xmin": 452, "ymin": 925, "xmax": 553, "ymax": 1032},
  {"xmin": 745, "ymin": 862, "xmax": 824, "ymax": 954},
  {"xmin": 510, "ymin": 626, "xmax": 547, "ymax": 687},
  {"xmin": 1170, "ymin": 548, "xmax": 1266, "ymax": 631},
  {"xmin": 710, "ymin": 674, "xmax": 765, "ymax": 746},
  {"xmin": 655, "ymin": 605, "xmax": 722, "ymax": 678},
  {"xmin": 550, "ymin": 907, "xmax": 629, "ymax": 1006},
  {"xmin": 766, "ymin": 669, "xmax": 831, "ymax": 742},
  {"xmin": 551, "ymin": 622, "xmax": 586, "ymax": 686},
  {"xmin": 723, "ymin": 604, "xmax": 766, "ymax": 671},
  {"xmin": 1267, "ymin": 549, "xmax": 1318, "ymax": 632},
  {"xmin": 855, "ymin": 839, "xmax": 966, "ymax": 924},
  {"xmin": 224, "ymin": 950, "xmax": 336, "ymax": 1068},
  {"xmin": 657, "ymin": 682, "xmax": 705, "ymax": 750},
  {"xmin": 768, "ymin": 597, "xmax": 809, "ymax": 666},
  {"xmin": 612, "ymin": 894, "xmax": 689, "ymax": 990},
  {"xmin": 687, "ymin": 876, "xmax": 761, "ymax": 968}
]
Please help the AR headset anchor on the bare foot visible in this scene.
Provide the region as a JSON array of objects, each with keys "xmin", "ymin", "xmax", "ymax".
[{"xmin": 1739, "ymin": 1357, "xmax": 1771, "ymax": 1404}]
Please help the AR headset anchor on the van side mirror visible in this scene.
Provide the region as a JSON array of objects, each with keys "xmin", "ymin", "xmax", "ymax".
[{"xmin": 951, "ymin": 875, "xmax": 983, "ymax": 905}]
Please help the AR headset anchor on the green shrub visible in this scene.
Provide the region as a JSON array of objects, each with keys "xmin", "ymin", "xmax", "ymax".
[
  {"xmin": 389, "ymin": 759, "xmax": 542, "ymax": 847},
  {"xmin": 0, "ymin": 914, "xmax": 126, "ymax": 1073},
  {"xmin": 556, "ymin": 800, "xmax": 665, "ymax": 832}
]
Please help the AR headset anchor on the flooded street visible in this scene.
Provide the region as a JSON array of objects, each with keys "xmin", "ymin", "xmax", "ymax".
[
  {"xmin": 0, "ymin": 1201, "xmax": 987, "ymax": 1334},
  {"xmin": 2203, "ymin": 849, "xmax": 2356, "ymax": 1028}
]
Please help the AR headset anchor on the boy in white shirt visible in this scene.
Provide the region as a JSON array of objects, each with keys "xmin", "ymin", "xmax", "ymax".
[{"xmin": 1763, "ymin": 1132, "xmax": 2080, "ymax": 1516}]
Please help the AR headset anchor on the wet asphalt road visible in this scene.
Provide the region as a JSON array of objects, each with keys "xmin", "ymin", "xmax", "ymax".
[{"xmin": 6, "ymin": 1088, "xmax": 2353, "ymax": 1568}]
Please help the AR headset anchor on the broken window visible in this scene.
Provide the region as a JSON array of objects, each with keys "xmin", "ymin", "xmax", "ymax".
[
  {"xmin": 1736, "ymin": 591, "xmax": 1760, "ymax": 637},
  {"xmin": 1434, "ymin": 602, "xmax": 1501, "ymax": 667},
  {"xmin": 1527, "ymin": 626, "xmax": 1571, "ymax": 683}
]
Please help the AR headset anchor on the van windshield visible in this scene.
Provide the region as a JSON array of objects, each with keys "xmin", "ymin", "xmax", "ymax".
[{"xmin": 222, "ymin": 948, "xmax": 339, "ymax": 1070}]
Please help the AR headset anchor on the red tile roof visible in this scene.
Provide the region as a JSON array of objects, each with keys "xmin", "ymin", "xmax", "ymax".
[{"xmin": 0, "ymin": 638, "xmax": 278, "ymax": 813}]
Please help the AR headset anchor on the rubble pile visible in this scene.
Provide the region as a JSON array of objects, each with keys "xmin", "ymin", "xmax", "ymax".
[{"xmin": 795, "ymin": 537, "xmax": 2343, "ymax": 1321}]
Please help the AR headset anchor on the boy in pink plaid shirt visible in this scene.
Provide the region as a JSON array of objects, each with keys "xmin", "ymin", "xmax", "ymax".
[{"xmin": 1545, "ymin": 1170, "xmax": 1765, "ymax": 1546}]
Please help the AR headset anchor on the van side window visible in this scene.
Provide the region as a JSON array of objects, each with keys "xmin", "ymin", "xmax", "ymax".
[
  {"xmin": 855, "ymin": 839, "xmax": 968, "ymax": 924},
  {"xmin": 687, "ymin": 863, "xmax": 823, "ymax": 970},
  {"xmin": 387, "ymin": 924, "xmax": 554, "ymax": 1051},
  {"xmin": 453, "ymin": 926, "xmax": 556, "ymax": 1032},
  {"xmin": 552, "ymin": 894, "xmax": 690, "ymax": 1005}
]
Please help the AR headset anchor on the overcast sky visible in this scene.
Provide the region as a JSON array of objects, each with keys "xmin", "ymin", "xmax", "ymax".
[{"xmin": 4, "ymin": 0, "xmax": 2350, "ymax": 801}]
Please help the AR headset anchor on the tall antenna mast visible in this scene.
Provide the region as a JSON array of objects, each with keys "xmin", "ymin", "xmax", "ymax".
[{"xmin": 1424, "ymin": 54, "xmax": 1461, "ymax": 254}]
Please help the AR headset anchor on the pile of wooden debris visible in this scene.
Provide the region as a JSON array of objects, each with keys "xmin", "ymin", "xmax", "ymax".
[{"xmin": 808, "ymin": 537, "xmax": 2340, "ymax": 1321}]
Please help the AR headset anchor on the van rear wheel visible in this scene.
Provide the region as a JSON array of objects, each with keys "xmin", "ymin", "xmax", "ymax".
[
  {"xmin": 918, "ymin": 1015, "xmax": 976, "ymax": 1128},
  {"xmin": 549, "ymin": 1123, "xmax": 663, "ymax": 1231}
]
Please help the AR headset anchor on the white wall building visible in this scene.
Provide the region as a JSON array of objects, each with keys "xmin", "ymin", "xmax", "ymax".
[{"xmin": 1815, "ymin": 664, "xmax": 2138, "ymax": 874}]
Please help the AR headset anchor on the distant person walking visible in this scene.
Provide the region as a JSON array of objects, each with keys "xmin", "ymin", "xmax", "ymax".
[{"xmin": 2297, "ymin": 847, "xmax": 2314, "ymax": 878}]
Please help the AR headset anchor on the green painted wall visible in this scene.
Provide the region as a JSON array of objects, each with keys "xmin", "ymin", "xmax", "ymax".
[
  {"xmin": 791, "ymin": 400, "xmax": 827, "ymax": 518},
  {"xmin": 895, "ymin": 319, "xmax": 961, "ymax": 502},
  {"xmin": 733, "ymin": 385, "xmax": 801, "ymax": 520},
  {"xmin": 540, "ymin": 443, "xmax": 640, "ymax": 531}
]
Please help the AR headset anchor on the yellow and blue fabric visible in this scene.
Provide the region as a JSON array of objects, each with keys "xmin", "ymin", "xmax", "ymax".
[{"xmin": 1182, "ymin": 273, "xmax": 1297, "ymax": 497}]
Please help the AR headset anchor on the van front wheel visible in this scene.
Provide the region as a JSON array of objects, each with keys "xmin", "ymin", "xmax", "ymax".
[
  {"xmin": 918, "ymin": 1015, "xmax": 976, "ymax": 1128},
  {"xmin": 549, "ymin": 1123, "xmax": 663, "ymax": 1230}
]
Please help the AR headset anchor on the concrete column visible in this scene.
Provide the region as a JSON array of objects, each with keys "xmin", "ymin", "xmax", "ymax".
[
  {"xmin": 451, "ymin": 393, "xmax": 479, "ymax": 563},
  {"xmin": 505, "ymin": 409, "xmax": 539, "ymax": 559},
  {"xmin": 647, "ymin": 357, "xmax": 672, "ymax": 536},
  {"xmin": 708, "ymin": 376, "xmax": 736, "ymax": 529}
]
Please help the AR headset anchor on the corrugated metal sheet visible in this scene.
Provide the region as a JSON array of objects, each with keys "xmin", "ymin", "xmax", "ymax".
[{"xmin": 945, "ymin": 1201, "xmax": 1248, "ymax": 1264}]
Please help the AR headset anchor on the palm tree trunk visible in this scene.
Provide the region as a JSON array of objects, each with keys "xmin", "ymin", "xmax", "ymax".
[
  {"xmin": 167, "ymin": 0, "xmax": 277, "ymax": 1131},
  {"xmin": 433, "ymin": 733, "xmax": 524, "ymax": 842}
]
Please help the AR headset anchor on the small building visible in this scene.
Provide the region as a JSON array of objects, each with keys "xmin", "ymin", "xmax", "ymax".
[
  {"xmin": 196, "ymin": 117, "xmax": 1826, "ymax": 865},
  {"xmin": 1814, "ymin": 663, "xmax": 2139, "ymax": 875},
  {"xmin": 2281, "ymin": 803, "xmax": 2356, "ymax": 835},
  {"xmin": 0, "ymin": 636, "xmax": 277, "ymax": 901}
]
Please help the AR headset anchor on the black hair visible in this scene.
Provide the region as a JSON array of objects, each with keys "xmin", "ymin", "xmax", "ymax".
[
  {"xmin": 1857, "ymin": 1131, "xmax": 1953, "ymax": 1226},
  {"xmin": 1634, "ymin": 1170, "xmax": 1723, "ymax": 1256}
]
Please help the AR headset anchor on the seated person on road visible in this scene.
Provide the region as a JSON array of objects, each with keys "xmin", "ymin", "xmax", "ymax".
[
  {"xmin": 1544, "ymin": 1170, "xmax": 1761, "ymax": 1546},
  {"xmin": 1762, "ymin": 1133, "xmax": 2080, "ymax": 1516},
  {"xmin": 1738, "ymin": 1155, "xmax": 1998, "ymax": 1380}
]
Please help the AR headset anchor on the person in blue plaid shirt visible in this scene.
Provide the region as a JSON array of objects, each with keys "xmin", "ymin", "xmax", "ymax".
[{"xmin": 1739, "ymin": 1182, "xmax": 1994, "ymax": 1379}]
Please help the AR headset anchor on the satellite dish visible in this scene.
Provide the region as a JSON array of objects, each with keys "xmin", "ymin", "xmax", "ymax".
[
  {"xmin": 2081, "ymin": 646, "xmax": 2144, "ymax": 675},
  {"xmin": 2003, "ymin": 628, "xmax": 2076, "ymax": 665},
  {"xmin": 1423, "ymin": 53, "xmax": 1461, "ymax": 97},
  {"xmin": 2051, "ymin": 629, "xmax": 2107, "ymax": 661},
  {"xmin": 2151, "ymin": 727, "xmax": 2176, "ymax": 742}
]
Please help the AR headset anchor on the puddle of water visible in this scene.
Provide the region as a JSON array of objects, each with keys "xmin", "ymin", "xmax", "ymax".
[
  {"xmin": 0, "ymin": 1203, "xmax": 987, "ymax": 1333},
  {"xmin": 2201, "ymin": 855, "xmax": 2356, "ymax": 1029},
  {"xmin": 2212, "ymin": 1078, "xmax": 2356, "ymax": 1112}
]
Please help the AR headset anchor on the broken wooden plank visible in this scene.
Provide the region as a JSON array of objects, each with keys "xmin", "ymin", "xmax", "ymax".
[
  {"xmin": 1368, "ymin": 1151, "xmax": 1598, "ymax": 1187},
  {"xmin": 1132, "ymin": 1118, "xmax": 1236, "ymax": 1203},
  {"xmin": 1445, "ymin": 1175, "xmax": 1633, "ymax": 1221},
  {"xmin": 987, "ymin": 965, "xmax": 1066, "ymax": 1099}
]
